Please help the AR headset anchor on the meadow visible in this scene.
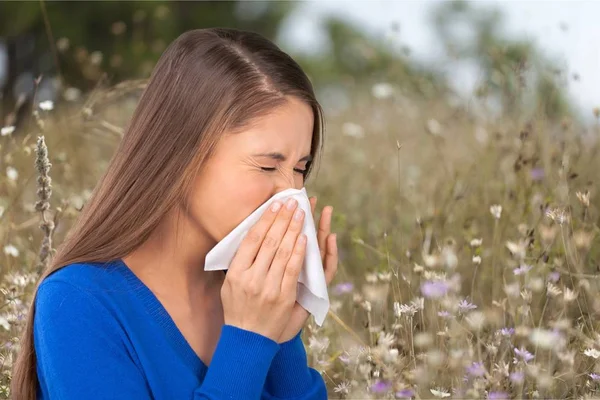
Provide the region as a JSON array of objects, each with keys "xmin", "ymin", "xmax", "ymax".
[{"xmin": 1, "ymin": 75, "xmax": 600, "ymax": 399}]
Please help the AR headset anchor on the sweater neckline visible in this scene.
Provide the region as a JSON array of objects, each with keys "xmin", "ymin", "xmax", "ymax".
[{"xmin": 112, "ymin": 258, "xmax": 208, "ymax": 374}]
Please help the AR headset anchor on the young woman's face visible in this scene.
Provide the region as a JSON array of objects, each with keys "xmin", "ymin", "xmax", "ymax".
[{"xmin": 186, "ymin": 96, "xmax": 315, "ymax": 244}]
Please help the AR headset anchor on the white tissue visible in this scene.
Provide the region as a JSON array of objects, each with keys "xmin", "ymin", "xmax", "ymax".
[{"xmin": 204, "ymin": 187, "xmax": 330, "ymax": 326}]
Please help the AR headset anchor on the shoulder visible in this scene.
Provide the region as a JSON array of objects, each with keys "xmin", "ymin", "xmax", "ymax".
[{"xmin": 34, "ymin": 260, "xmax": 128, "ymax": 329}]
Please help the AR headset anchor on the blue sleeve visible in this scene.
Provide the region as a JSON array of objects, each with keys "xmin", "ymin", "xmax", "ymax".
[
  {"xmin": 34, "ymin": 280, "xmax": 153, "ymax": 399},
  {"xmin": 262, "ymin": 330, "xmax": 328, "ymax": 399},
  {"xmin": 34, "ymin": 280, "xmax": 281, "ymax": 400}
]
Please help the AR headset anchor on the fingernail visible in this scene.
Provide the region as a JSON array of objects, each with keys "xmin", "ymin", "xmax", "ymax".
[
  {"xmin": 271, "ymin": 201, "xmax": 282, "ymax": 212},
  {"xmin": 299, "ymin": 234, "xmax": 307, "ymax": 244},
  {"xmin": 286, "ymin": 198, "xmax": 297, "ymax": 210},
  {"xmin": 294, "ymin": 208, "xmax": 304, "ymax": 220}
]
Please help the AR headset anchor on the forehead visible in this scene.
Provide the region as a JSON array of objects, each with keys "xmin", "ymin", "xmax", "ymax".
[{"xmin": 225, "ymin": 96, "xmax": 314, "ymax": 155}]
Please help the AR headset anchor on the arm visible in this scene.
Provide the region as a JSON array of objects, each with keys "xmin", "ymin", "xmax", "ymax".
[
  {"xmin": 262, "ymin": 330, "xmax": 328, "ymax": 400},
  {"xmin": 34, "ymin": 280, "xmax": 280, "ymax": 400}
]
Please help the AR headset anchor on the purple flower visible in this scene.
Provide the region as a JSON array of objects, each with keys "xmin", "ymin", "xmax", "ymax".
[
  {"xmin": 438, "ymin": 310, "xmax": 451, "ymax": 318},
  {"xmin": 488, "ymin": 392, "xmax": 509, "ymax": 400},
  {"xmin": 514, "ymin": 346, "xmax": 534, "ymax": 363},
  {"xmin": 548, "ymin": 271, "xmax": 560, "ymax": 282},
  {"xmin": 395, "ymin": 388, "xmax": 415, "ymax": 398},
  {"xmin": 590, "ymin": 373, "xmax": 600, "ymax": 381},
  {"xmin": 513, "ymin": 264, "xmax": 532, "ymax": 275},
  {"xmin": 333, "ymin": 282, "xmax": 354, "ymax": 295},
  {"xmin": 499, "ymin": 327, "xmax": 515, "ymax": 336},
  {"xmin": 510, "ymin": 371, "xmax": 524, "ymax": 384},
  {"xmin": 466, "ymin": 361, "xmax": 486, "ymax": 377},
  {"xmin": 530, "ymin": 167, "xmax": 545, "ymax": 182},
  {"xmin": 420, "ymin": 280, "xmax": 450, "ymax": 298},
  {"xmin": 338, "ymin": 353, "xmax": 350, "ymax": 364},
  {"xmin": 370, "ymin": 380, "xmax": 392, "ymax": 393},
  {"xmin": 458, "ymin": 299, "xmax": 478, "ymax": 312}
]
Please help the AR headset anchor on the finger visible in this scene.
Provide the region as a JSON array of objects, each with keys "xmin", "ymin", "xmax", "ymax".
[
  {"xmin": 318, "ymin": 206, "xmax": 333, "ymax": 261},
  {"xmin": 265, "ymin": 206, "xmax": 305, "ymax": 293},
  {"xmin": 324, "ymin": 234, "xmax": 338, "ymax": 285},
  {"xmin": 252, "ymin": 198, "xmax": 298, "ymax": 277},
  {"xmin": 230, "ymin": 199, "xmax": 283, "ymax": 272},
  {"xmin": 309, "ymin": 196, "xmax": 317, "ymax": 215},
  {"xmin": 280, "ymin": 233, "xmax": 307, "ymax": 296}
]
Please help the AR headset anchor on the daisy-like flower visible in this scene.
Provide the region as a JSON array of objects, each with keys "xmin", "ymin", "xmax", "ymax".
[
  {"xmin": 333, "ymin": 381, "xmax": 352, "ymax": 395},
  {"xmin": 430, "ymin": 388, "xmax": 451, "ymax": 398},
  {"xmin": 514, "ymin": 346, "xmax": 534, "ymax": 363},
  {"xmin": 421, "ymin": 280, "xmax": 450, "ymax": 299},
  {"xmin": 3, "ymin": 244, "xmax": 19, "ymax": 257},
  {"xmin": 466, "ymin": 361, "xmax": 486, "ymax": 377},
  {"xmin": 513, "ymin": 264, "xmax": 532, "ymax": 275},
  {"xmin": 584, "ymin": 348, "xmax": 600, "ymax": 359},
  {"xmin": 490, "ymin": 204, "xmax": 502, "ymax": 219},
  {"xmin": 1, "ymin": 125, "xmax": 15, "ymax": 136},
  {"xmin": 546, "ymin": 282, "xmax": 562, "ymax": 297},
  {"xmin": 458, "ymin": 299, "xmax": 478, "ymax": 313},
  {"xmin": 472, "ymin": 255, "xmax": 482, "ymax": 265},
  {"xmin": 370, "ymin": 380, "xmax": 392, "ymax": 393}
]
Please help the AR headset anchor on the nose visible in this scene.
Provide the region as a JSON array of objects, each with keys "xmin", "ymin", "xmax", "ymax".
[{"xmin": 273, "ymin": 171, "xmax": 303, "ymax": 195}]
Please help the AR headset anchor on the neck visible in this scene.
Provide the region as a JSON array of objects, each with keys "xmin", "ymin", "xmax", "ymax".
[{"xmin": 122, "ymin": 205, "xmax": 223, "ymax": 305}]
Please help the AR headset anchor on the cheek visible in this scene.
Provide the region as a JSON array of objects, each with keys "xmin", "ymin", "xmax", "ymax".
[{"xmin": 188, "ymin": 168, "xmax": 274, "ymax": 241}]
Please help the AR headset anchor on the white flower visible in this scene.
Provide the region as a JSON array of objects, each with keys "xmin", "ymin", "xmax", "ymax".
[
  {"xmin": 426, "ymin": 119, "xmax": 442, "ymax": 136},
  {"xmin": 584, "ymin": 348, "xmax": 600, "ymax": 359},
  {"xmin": 470, "ymin": 238, "xmax": 483, "ymax": 247},
  {"xmin": 1, "ymin": 126, "xmax": 15, "ymax": 136},
  {"xmin": 6, "ymin": 166, "xmax": 18, "ymax": 181},
  {"xmin": 333, "ymin": 381, "xmax": 351, "ymax": 394},
  {"xmin": 3, "ymin": 244, "xmax": 19, "ymax": 257},
  {"xmin": 371, "ymin": 82, "xmax": 394, "ymax": 99},
  {"xmin": 472, "ymin": 255, "xmax": 482, "ymax": 265},
  {"xmin": 342, "ymin": 122, "xmax": 364, "ymax": 139},
  {"xmin": 39, "ymin": 100, "xmax": 54, "ymax": 111},
  {"xmin": 308, "ymin": 335, "xmax": 330, "ymax": 353},
  {"xmin": 490, "ymin": 204, "xmax": 502, "ymax": 219},
  {"xmin": 576, "ymin": 191, "xmax": 590, "ymax": 207},
  {"xmin": 0, "ymin": 316, "xmax": 10, "ymax": 331},
  {"xmin": 529, "ymin": 328, "xmax": 558, "ymax": 350},
  {"xmin": 546, "ymin": 283, "xmax": 562, "ymax": 297},
  {"xmin": 430, "ymin": 388, "xmax": 451, "ymax": 398},
  {"xmin": 563, "ymin": 288, "xmax": 577, "ymax": 302}
]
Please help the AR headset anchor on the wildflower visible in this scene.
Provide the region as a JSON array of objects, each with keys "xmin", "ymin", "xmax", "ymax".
[
  {"xmin": 488, "ymin": 392, "xmax": 509, "ymax": 400},
  {"xmin": 365, "ymin": 273, "xmax": 378, "ymax": 283},
  {"xmin": 361, "ymin": 300, "xmax": 372, "ymax": 312},
  {"xmin": 546, "ymin": 208, "xmax": 569, "ymax": 225},
  {"xmin": 334, "ymin": 381, "xmax": 351, "ymax": 395},
  {"xmin": 472, "ymin": 255, "xmax": 482, "ymax": 265},
  {"xmin": 0, "ymin": 316, "xmax": 10, "ymax": 330},
  {"xmin": 39, "ymin": 100, "xmax": 54, "ymax": 111},
  {"xmin": 338, "ymin": 353, "xmax": 350, "ymax": 364},
  {"xmin": 584, "ymin": 348, "xmax": 600, "ymax": 359},
  {"xmin": 377, "ymin": 332, "xmax": 395, "ymax": 348},
  {"xmin": 514, "ymin": 346, "xmax": 534, "ymax": 363},
  {"xmin": 1, "ymin": 126, "xmax": 15, "ymax": 136},
  {"xmin": 466, "ymin": 362, "xmax": 486, "ymax": 377},
  {"xmin": 342, "ymin": 122, "xmax": 365, "ymax": 139},
  {"xmin": 371, "ymin": 82, "xmax": 394, "ymax": 99},
  {"xmin": 589, "ymin": 373, "xmax": 600, "ymax": 381},
  {"xmin": 6, "ymin": 166, "xmax": 18, "ymax": 181},
  {"xmin": 3, "ymin": 244, "xmax": 19, "ymax": 257},
  {"xmin": 529, "ymin": 328, "xmax": 560, "ymax": 349},
  {"xmin": 470, "ymin": 238, "xmax": 483, "ymax": 248},
  {"xmin": 563, "ymin": 288, "xmax": 577, "ymax": 302},
  {"xmin": 438, "ymin": 310, "xmax": 451, "ymax": 318},
  {"xmin": 513, "ymin": 263, "xmax": 532, "ymax": 275},
  {"xmin": 530, "ymin": 167, "xmax": 544, "ymax": 181},
  {"xmin": 490, "ymin": 204, "xmax": 502, "ymax": 219},
  {"xmin": 576, "ymin": 190, "xmax": 590, "ymax": 207},
  {"xmin": 395, "ymin": 388, "xmax": 415, "ymax": 398},
  {"xmin": 504, "ymin": 282, "xmax": 520, "ymax": 298},
  {"xmin": 546, "ymin": 282, "xmax": 562, "ymax": 297},
  {"xmin": 499, "ymin": 327, "xmax": 515, "ymax": 336},
  {"xmin": 370, "ymin": 380, "xmax": 392, "ymax": 393},
  {"xmin": 307, "ymin": 336, "xmax": 329, "ymax": 353},
  {"xmin": 420, "ymin": 280, "xmax": 449, "ymax": 298},
  {"xmin": 426, "ymin": 119, "xmax": 442, "ymax": 136},
  {"xmin": 505, "ymin": 240, "xmax": 526, "ymax": 260},
  {"xmin": 457, "ymin": 299, "xmax": 477, "ymax": 313},
  {"xmin": 466, "ymin": 311, "xmax": 486, "ymax": 330},
  {"xmin": 394, "ymin": 302, "xmax": 418, "ymax": 317},
  {"xmin": 430, "ymin": 388, "xmax": 451, "ymax": 398},
  {"xmin": 510, "ymin": 371, "xmax": 525, "ymax": 384},
  {"xmin": 333, "ymin": 282, "xmax": 354, "ymax": 295},
  {"xmin": 548, "ymin": 271, "xmax": 560, "ymax": 282}
]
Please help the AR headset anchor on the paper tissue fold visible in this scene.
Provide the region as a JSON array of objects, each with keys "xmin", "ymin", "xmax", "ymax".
[{"xmin": 204, "ymin": 187, "xmax": 330, "ymax": 326}]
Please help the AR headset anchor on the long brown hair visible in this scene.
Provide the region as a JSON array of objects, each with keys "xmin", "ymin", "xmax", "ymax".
[{"xmin": 11, "ymin": 27, "xmax": 325, "ymax": 400}]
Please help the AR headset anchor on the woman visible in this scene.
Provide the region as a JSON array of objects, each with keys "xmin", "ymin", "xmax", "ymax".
[{"xmin": 11, "ymin": 28, "xmax": 338, "ymax": 399}]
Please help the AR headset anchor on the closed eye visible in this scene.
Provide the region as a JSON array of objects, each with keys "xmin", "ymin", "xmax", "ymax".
[{"xmin": 261, "ymin": 167, "xmax": 306, "ymax": 174}]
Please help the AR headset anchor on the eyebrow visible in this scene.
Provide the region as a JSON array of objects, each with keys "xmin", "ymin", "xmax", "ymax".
[{"xmin": 254, "ymin": 152, "xmax": 313, "ymax": 163}]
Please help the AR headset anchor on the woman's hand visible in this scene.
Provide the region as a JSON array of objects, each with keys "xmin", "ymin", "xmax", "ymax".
[
  {"xmin": 276, "ymin": 196, "xmax": 338, "ymax": 343},
  {"xmin": 221, "ymin": 198, "xmax": 308, "ymax": 341}
]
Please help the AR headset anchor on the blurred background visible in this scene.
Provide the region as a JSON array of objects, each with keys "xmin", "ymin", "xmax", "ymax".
[{"xmin": 2, "ymin": 1, "xmax": 600, "ymax": 399}]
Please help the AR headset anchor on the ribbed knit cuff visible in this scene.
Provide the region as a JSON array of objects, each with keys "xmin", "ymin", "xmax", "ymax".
[
  {"xmin": 198, "ymin": 325, "xmax": 280, "ymax": 399},
  {"xmin": 264, "ymin": 330, "xmax": 313, "ymax": 398}
]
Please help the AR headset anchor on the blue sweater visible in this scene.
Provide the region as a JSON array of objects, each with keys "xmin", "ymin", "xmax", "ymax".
[{"xmin": 33, "ymin": 260, "xmax": 328, "ymax": 399}]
